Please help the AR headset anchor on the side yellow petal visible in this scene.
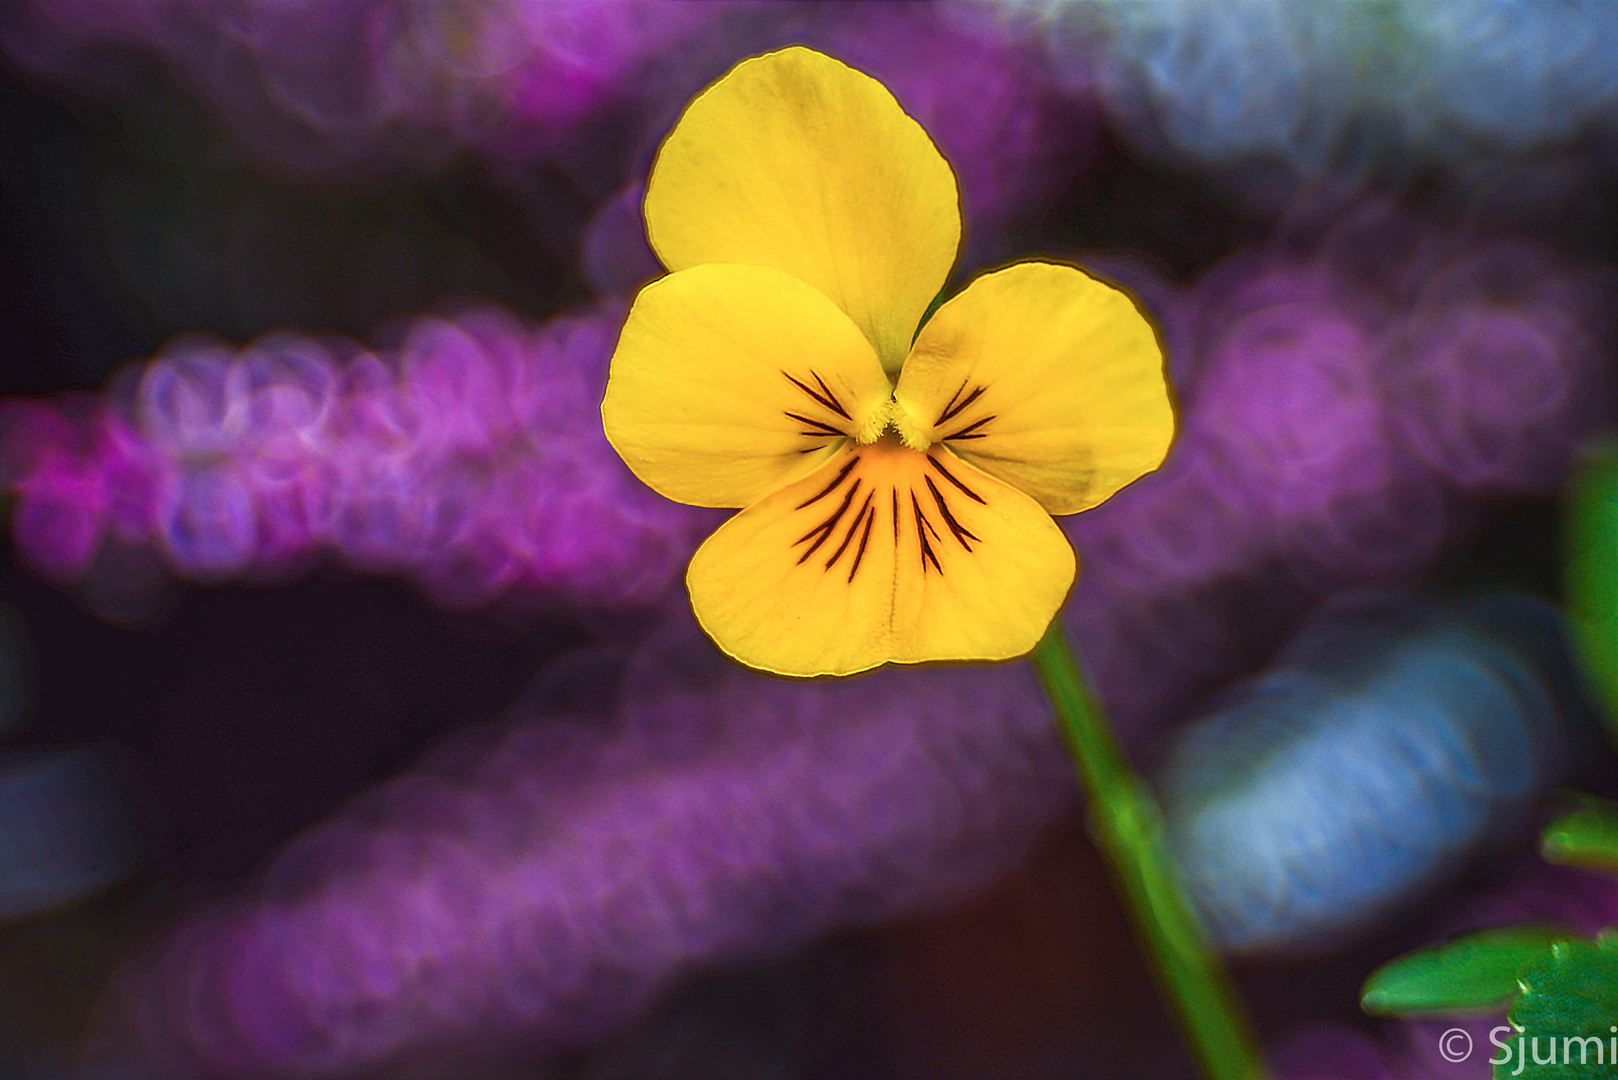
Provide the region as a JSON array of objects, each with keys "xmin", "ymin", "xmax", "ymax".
[
  {"xmin": 687, "ymin": 440, "xmax": 1075, "ymax": 677},
  {"xmin": 644, "ymin": 46, "xmax": 960, "ymax": 375},
  {"xmin": 894, "ymin": 262, "xmax": 1175, "ymax": 515},
  {"xmin": 602, "ymin": 263, "xmax": 894, "ymax": 508}
]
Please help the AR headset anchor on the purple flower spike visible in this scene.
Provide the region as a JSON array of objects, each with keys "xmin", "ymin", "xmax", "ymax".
[
  {"xmin": 1387, "ymin": 239, "xmax": 1618, "ymax": 494},
  {"xmin": 0, "ymin": 303, "xmax": 716, "ymax": 610},
  {"xmin": 1, "ymin": 404, "xmax": 110, "ymax": 583},
  {"xmin": 459, "ymin": 2, "xmax": 728, "ymax": 163},
  {"xmin": 1060, "ymin": 210, "xmax": 1613, "ymax": 725},
  {"xmin": 1, "ymin": 400, "xmax": 159, "ymax": 583},
  {"xmin": 1193, "ymin": 298, "xmax": 1449, "ymax": 586},
  {"xmin": 97, "ymin": 620, "xmax": 1071, "ymax": 1077}
]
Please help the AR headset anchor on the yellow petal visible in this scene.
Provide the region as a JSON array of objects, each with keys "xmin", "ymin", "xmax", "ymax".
[
  {"xmin": 644, "ymin": 46, "xmax": 961, "ymax": 375},
  {"xmin": 602, "ymin": 263, "xmax": 894, "ymax": 508},
  {"xmin": 894, "ymin": 262, "xmax": 1175, "ymax": 515},
  {"xmin": 687, "ymin": 440, "xmax": 1075, "ymax": 677}
]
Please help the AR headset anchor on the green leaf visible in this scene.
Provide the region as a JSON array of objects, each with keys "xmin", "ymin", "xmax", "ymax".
[
  {"xmin": 1361, "ymin": 925, "xmax": 1575, "ymax": 1017},
  {"xmin": 1565, "ymin": 442, "xmax": 1618, "ymax": 742},
  {"xmin": 1502, "ymin": 933, "xmax": 1618, "ymax": 1078},
  {"xmin": 1543, "ymin": 801, "xmax": 1618, "ymax": 874}
]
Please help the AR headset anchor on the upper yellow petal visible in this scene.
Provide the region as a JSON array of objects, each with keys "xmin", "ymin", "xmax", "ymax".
[
  {"xmin": 894, "ymin": 261, "xmax": 1175, "ymax": 515},
  {"xmin": 602, "ymin": 263, "xmax": 894, "ymax": 508},
  {"xmin": 686, "ymin": 440, "xmax": 1075, "ymax": 677},
  {"xmin": 644, "ymin": 46, "xmax": 961, "ymax": 375}
]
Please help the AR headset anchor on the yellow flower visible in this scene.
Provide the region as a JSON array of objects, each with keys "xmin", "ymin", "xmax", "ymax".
[{"xmin": 602, "ymin": 47, "xmax": 1173, "ymax": 677}]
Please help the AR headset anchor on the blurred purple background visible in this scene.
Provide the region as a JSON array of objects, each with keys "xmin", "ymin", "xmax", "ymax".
[{"xmin": 1, "ymin": 2, "xmax": 1617, "ymax": 1077}]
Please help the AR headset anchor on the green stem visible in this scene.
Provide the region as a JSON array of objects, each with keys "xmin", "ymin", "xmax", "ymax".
[{"xmin": 1031, "ymin": 619, "xmax": 1270, "ymax": 1080}]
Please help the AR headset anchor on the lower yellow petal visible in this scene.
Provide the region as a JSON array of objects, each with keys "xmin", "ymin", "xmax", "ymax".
[
  {"xmin": 687, "ymin": 440, "xmax": 1075, "ymax": 677},
  {"xmin": 894, "ymin": 261, "xmax": 1174, "ymax": 515}
]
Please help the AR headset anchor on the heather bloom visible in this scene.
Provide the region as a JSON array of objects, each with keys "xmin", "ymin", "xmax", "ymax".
[{"xmin": 603, "ymin": 47, "xmax": 1173, "ymax": 676}]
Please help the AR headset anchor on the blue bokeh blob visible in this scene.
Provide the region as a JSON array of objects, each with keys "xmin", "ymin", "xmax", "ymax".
[
  {"xmin": 0, "ymin": 748, "xmax": 141, "ymax": 924},
  {"xmin": 1157, "ymin": 591, "xmax": 1592, "ymax": 955}
]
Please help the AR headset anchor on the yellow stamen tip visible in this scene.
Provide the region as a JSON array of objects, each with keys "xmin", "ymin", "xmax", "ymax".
[{"xmin": 897, "ymin": 424, "xmax": 932, "ymax": 452}]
